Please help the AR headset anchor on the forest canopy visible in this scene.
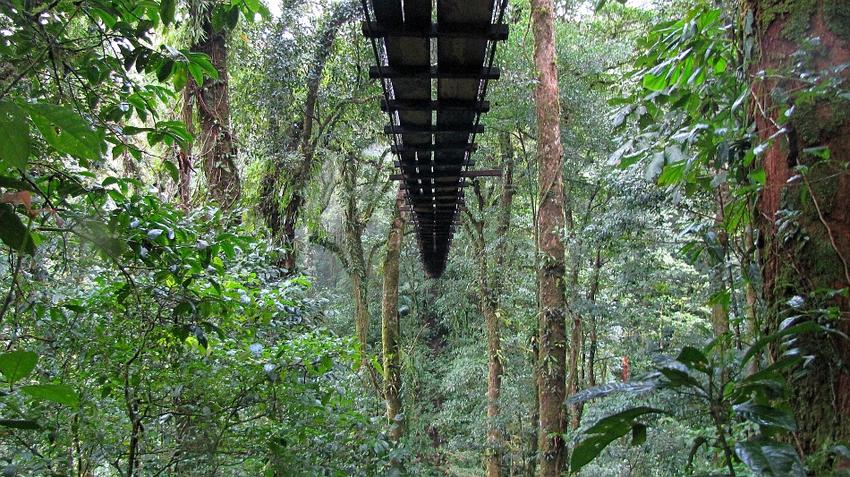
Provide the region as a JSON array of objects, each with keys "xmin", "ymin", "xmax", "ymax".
[{"xmin": 0, "ymin": 0, "xmax": 849, "ymax": 476}]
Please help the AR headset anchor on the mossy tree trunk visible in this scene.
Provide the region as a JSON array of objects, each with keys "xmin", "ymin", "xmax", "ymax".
[
  {"xmin": 195, "ymin": 18, "xmax": 241, "ymax": 210},
  {"xmin": 463, "ymin": 131, "xmax": 515, "ymax": 477},
  {"xmin": 531, "ymin": 0, "xmax": 568, "ymax": 474},
  {"xmin": 749, "ymin": 0, "xmax": 850, "ymax": 457},
  {"xmin": 381, "ymin": 191, "xmax": 405, "ymax": 441},
  {"xmin": 259, "ymin": 1, "xmax": 356, "ymax": 272}
]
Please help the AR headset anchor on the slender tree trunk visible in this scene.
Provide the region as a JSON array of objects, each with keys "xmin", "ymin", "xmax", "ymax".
[
  {"xmin": 382, "ymin": 192, "xmax": 405, "ymax": 441},
  {"xmin": 196, "ymin": 19, "xmax": 240, "ymax": 209},
  {"xmin": 749, "ymin": 0, "xmax": 850, "ymax": 457},
  {"xmin": 742, "ymin": 224, "xmax": 761, "ymax": 375},
  {"xmin": 466, "ymin": 132, "xmax": 515, "ymax": 477},
  {"xmin": 586, "ymin": 249, "xmax": 602, "ymax": 388},
  {"xmin": 532, "ymin": 0, "xmax": 568, "ymax": 474},
  {"xmin": 710, "ymin": 187, "xmax": 730, "ymax": 341},
  {"xmin": 476, "ymin": 237, "xmax": 503, "ymax": 477},
  {"xmin": 342, "ymin": 159, "xmax": 369, "ymax": 365},
  {"xmin": 566, "ymin": 243, "xmax": 581, "ymax": 431},
  {"xmin": 258, "ymin": 1, "xmax": 355, "ymax": 271},
  {"xmin": 178, "ymin": 79, "xmax": 194, "ymax": 210}
]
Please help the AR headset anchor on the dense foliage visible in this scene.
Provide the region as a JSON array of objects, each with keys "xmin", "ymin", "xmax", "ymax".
[{"xmin": 1, "ymin": 0, "xmax": 848, "ymax": 475}]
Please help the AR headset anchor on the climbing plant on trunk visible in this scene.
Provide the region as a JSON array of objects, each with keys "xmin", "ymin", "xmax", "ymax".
[
  {"xmin": 462, "ymin": 131, "xmax": 515, "ymax": 477},
  {"xmin": 748, "ymin": 0, "xmax": 850, "ymax": 460},
  {"xmin": 188, "ymin": 2, "xmax": 243, "ymax": 210},
  {"xmin": 381, "ymin": 191, "xmax": 406, "ymax": 441},
  {"xmin": 531, "ymin": 0, "xmax": 568, "ymax": 474}
]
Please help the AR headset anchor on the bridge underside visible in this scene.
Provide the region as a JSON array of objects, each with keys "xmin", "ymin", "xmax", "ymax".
[{"xmin": 362, "ymin": 0, "xmax": 507, "ymax": 278}]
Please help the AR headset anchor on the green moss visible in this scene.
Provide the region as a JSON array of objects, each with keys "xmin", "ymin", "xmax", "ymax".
[
  {"xmin": 824, "ymin": 0, "xmax": 850, "ymax": 41},
  {"xmin": 759, "ymin": 0, "xmax": 816, "ymax": 41},
  {"xmin": 794, "ymin": 98, "xmax": 850, "ymax": 145}
]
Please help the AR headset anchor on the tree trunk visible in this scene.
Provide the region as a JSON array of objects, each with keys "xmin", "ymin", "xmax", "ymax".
[
  {"xmin": 178, "ymin": 79, "xmax": 194, "ymax": 211},
  {"xmin": 566, "ymin": 243, "xmax": 581, "ymax": 430},
  {"xmin": 342, "ymin": 159, "xmax": 370, "ymax": 365},
  {"xmin": 750, "ymin": 0, "xmax": 850, "ymax": 457},
  {"xmin": 586, "ymin": 249, "xmax": 602, "ymax": 388},
  {"xmin": 381, "ymin": 192, "xmax": 405, "ymax": 441},
  {"xmin": 259, "ymin": 1, "xmax": 356, "ymax": 272},
  {"xmin": 531, "ymin": 0, "xmax": 568, "ymax": 474},
  {"xmin": 196, "ymin": 19, "xmax": 240, "ymax": 210},
  {"xmin": 464, "ymin": 132, "xmax": 515, "ymax": 477},
  {"xmin": 710, "ymin": 187, "xmax": 730, "ymax": 341}
]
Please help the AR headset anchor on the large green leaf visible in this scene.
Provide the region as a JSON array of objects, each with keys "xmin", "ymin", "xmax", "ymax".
[
  {"xmin": 21, "ymin": 384, "xmax": 80, "ymax": 407},
  {"xmin": 160, "ymin": 0, "xmax": 176, "ymax": 25},
  {"xmin": 742, "ymin": 320, "xmax": 827, "ymax": 365},
  {"xmin": 0, "ymin": 204, "xmax": 36, "ymax": 255},
  {"xmin": 676, "ymin": 346, "xmax": 710, "ymax": 373},
  {"xmin": 24, "ymin": 103, "xmax": 104, "ymax": 164},
  {"xmin": 566, "ymin": 379, "xmax": 662, "ymax": 405},
  {"xmin": 0, "ymin": 101, "xmax": 30, "ymax": 169},
  {"xmin": 0, "ymin": 350, "xmax": 38, "ymax": 384},
  {"xmin": 733, "ymin": 402, "xmax": 796, "ymax": 431},
  {"xmin": 570, "ymin": 407, "xmax": 663, "ymax": 473},
  {"xmin": 734, "ymin": 440, "xmax": 805, "ymax": 477}
]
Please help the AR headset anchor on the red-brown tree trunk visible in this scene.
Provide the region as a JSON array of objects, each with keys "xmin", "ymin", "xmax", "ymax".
[
  {"xmin": 531, "ymin": 0, "xmax": 568, "ymax": 474},
  {"xmin": 750, "ymin": 0, "xmax": 850, "ymax": 458}
]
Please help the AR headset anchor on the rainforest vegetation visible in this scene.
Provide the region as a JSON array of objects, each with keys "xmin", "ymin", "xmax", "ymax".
[{"xmin": 0, "ymin": 0, "xmax": 849, "ymax": 475}]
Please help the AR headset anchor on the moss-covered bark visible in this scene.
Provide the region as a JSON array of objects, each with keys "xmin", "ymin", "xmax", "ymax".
[
  {"xmin": 381, "ymin": 194, "xmax": 405, "ymax": 442},
  {"xmin": 750, "ymin": 0, "xmax": 850, "ymax": 458}
]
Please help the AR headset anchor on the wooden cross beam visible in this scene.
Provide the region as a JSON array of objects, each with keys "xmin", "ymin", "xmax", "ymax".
[
  {"xmin": 381, "ymin": 99, "xmax": 489, "ymax": 113},
  {"xmin": 385, "ymin": 124, "xmax": 484, "ymax": 134},
  {"xmin": 370, "ymin": 65, "xmax": 500, "ymax": 80},
  {"xmin": 362, "ymin": 22, "xmax": 509, "ymax": 40}
]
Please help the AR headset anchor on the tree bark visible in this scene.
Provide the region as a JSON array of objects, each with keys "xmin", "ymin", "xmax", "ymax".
[
  {"xmin": 381, "ymin": 191, "xmax": 405, "ymax": 441},
  {"xmin": 531, "ymin": 0, "xmax": 568, "ymax": 474},
  {"xmin": 178, "ymin": 79, "xmax": 194, "ymax": 211},
  {"xmin": 196, "ymin": 18, "xmax": 241, "ymax": 210},
  {"xmin": 341, "ymin": 158, "xmax": 370, "ymax": 365},
  {"xmin": 586, "ymin": 249, "xmax": 602, "ymax": 389},
  {"xmin": 750, "ymin": 0, "xmax": 850, "ymax": 457}
]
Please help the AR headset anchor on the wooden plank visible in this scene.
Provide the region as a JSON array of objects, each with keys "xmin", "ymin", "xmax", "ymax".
[
  {"xmin": 463, "ymin": 169, "xmax": 502, "ymax": 177},
  {"xmin": 370, "ymin": 65, "xmax": 500, "ymax": 80},
  {"xmin": 385, "ymin": 124, "xmax": 483, "ymax": 134},
  {"xmin": 362, "ymin": 22, "xmax": 509, "ymax": 40},
  {"xmin": 381, "ymin": 99, "xmax": 489, "ymax": 112},
  {"xmin": 392, "ymin": 144, "xmax": 477, "ymax": 153},
  {"xmin": 395, "ymin": 162, "xmax": 474, "ymax": 169}
]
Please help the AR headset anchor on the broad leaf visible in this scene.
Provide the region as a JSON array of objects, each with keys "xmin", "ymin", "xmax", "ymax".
[
  {"xmin": 0, "ymin": 101, "xmax": 30, "ymax": 169},
  {"xmin": 0, "ymin": 350, "xmax": 38, "ymax": 384},
  {"xmin": 160, "ymin": 0, "xmax": 176, "ymax": 25},
  {"xmin": 570, "ymin": 407, "xmax": 663, "ymax": 473},
  {"xmin": 566, "ymin": 378, "xmax": 662, "ymax": 405},
  {"xmin": 733, "ymin": 402, "xmax": 796, "ymax": 431},
  {"xmin": 676, "ymin": 346, "xmax": 709, "ymax": 373},
  {"xmin": 743, "ymin": 320, "xmax": 827, "ymax": 365},
  {"xmin": 735, "ymin": 440, "xmax": 804, "ymax": 477},
  {"xmin": 21, "ymin": 384, "xmax": 80, "ymax": 407},
  {"xmin": 0, "ymin": 204, "xmax": 36, "ymax": 255},
  {"xmin": 24, "ymin": 103, "xmax": 104, "ymax": 164}
]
